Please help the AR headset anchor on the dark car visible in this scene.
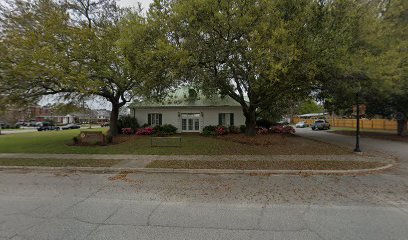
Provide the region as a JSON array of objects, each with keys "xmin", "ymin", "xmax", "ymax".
[
  {"xmin": 311, "ymin": 119, "xmax": 331, "ymax": 130},
  {"xmin": 100, "ymin": 122, "xmax": 110, "ymax": 127},
  {"xmin": 0, "ymin": 123, "xmax": 11, "ymax": 129},
  {"xmin": 29, "ymin": 122, "xmax": 38, "ymax": 127},
  {"xmin": 37, "ymin": 125, "xmax": 60, "ymax": 132},
  {"xmin": 61, "ymin": 124, "xmax": 81, "ymax": 130}
]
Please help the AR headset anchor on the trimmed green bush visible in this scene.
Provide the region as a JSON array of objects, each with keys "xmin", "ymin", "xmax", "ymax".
[
  {"xmin": 201, "ymin": 129, "xmax": 215, "ymax": 136},
  {"xmin": 154, "ymin": 124, "xmax": 178, "ymax": 136},
  {"xmin": 202, "ymin": 125, "xmax": 229, "ymax": 136},
  {"xmin": 201, "ymin": 125, "xmax": 217, "ymax": 136},
  {"xmin": 202, "ymin": 125, "xmax": 217, "ymax": 132}
]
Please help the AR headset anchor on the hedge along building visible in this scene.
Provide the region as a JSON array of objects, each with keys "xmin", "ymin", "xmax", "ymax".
[{"xmin": 129, "ymin": 88, "xmax": 246, "ymax": 133}]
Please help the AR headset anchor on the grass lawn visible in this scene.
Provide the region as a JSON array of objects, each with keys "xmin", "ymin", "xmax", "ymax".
[
  {"xmin": 0, "ymin": 130, "xmax": 350, "ymax": 155},
  {"xmin": 0, "ymin": 158, "xmax": 121, "ymax": 167},
  {"xmin": 329, "ymin": 128, "xmax": 407, "ymax": 142},
  {"xmin": 146, "ymin": 160, "xmax": 386, "ymax": 170}
]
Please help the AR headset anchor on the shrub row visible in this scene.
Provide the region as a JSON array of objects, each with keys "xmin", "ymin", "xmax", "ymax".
[
  {"xmin": 136, "ymin": 127, "xmax": 155, "ymax": 135},
  {"xmin": 132, "ymin": 124, "xmax": 178, "ymax": 136},
  {"xmin": 201, "ymin": 125, "xmax": 244, "ymax": 136},
  {"xmin": 270, "ymin": 125, "xmax": 295, "ymax": 134},
  {"xmin": 154, "ymin": 124, "xmax": 178, "ymax": 136},
  {"xmin": 201, "ymin": 125, "xmax": 295, "ymax": 136},
  {"xmin": 0, "ymin": 124, "xmax": 21, "ymax": 129}
]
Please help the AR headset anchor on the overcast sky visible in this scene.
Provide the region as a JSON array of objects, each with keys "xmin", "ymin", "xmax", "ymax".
[{"xmin": 117, "ymin": 0, "xmax": 153, "ymax": 11}]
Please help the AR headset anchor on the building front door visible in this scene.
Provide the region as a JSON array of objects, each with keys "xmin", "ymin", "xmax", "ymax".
[{"xmin": 181, "ymin": 113, "xmax": 200, "ymax": 132}]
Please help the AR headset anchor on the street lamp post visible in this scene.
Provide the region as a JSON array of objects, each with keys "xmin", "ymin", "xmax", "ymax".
[{"xmin": 354, "ymin": 90, "xmax": 362, "ymax": 153}]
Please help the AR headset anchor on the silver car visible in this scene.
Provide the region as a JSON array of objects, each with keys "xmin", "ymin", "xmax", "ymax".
[{"xmin": 295, "ymin": 121, "xmax": 309, "ymax": 128}]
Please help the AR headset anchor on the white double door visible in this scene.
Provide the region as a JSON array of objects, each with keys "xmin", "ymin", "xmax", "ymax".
[{"xmin": 181, "ymin": 113, "xmax": 200, "ymax": 132}]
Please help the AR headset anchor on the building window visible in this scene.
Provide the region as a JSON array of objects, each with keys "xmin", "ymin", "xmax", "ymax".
[
  {"xmin": 148, "ymin": 113, "xmax": 162, "ymax": 126},
  {"xmin": 218, "ymin": 113, "xmax": 234, "ymax": 126}
]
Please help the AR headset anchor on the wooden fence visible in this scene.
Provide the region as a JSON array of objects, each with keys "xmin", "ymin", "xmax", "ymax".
[{"xmin": 292, "ymin": 117, "xmax": 398, "ymax": 131}]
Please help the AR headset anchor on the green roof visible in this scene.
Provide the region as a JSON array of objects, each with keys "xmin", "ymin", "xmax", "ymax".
[{"xmin": 129, "ymin": 88, "xmax": 242, "ymax": 108}]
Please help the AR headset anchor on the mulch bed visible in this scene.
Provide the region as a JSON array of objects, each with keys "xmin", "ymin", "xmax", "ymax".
[
  {"xmin": 146, "ymin": 159, "xmax": 386, "ymax": 170},
  {"xmin": 112, "ymin": 135, "xmax": 139, "ymax": 144},
  {"xmin": 331, "ymin": 130, "xmax": 408, "ymax": 143},
  {"xmin": 68, "ymin": 134, "xmax": 138, "ymax": 147}
]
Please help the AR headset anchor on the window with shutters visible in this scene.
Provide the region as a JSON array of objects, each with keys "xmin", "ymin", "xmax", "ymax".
[
  {"xmin": 218, "ymin": 113, "xmax": 234, "ymax": 126},
  {"xmin": 148, "ymin": 113, "xmax": 162, "ymax": 126}
]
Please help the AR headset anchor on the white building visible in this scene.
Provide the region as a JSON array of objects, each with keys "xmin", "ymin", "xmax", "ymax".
[
  {"xmin": 35, "ymin": 115, "xmax": 75, "ymax": 125},
  {"xmin": 129, "ymin": 88, "xmax": 246, "ymax": 133},
  {"xmin": 95, "ymin": 109, "xmax": 111, "ymax": 122}
]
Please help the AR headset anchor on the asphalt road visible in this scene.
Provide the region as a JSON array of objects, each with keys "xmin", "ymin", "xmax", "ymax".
[{"xmin": 1, "ymin": 129, "xmax": 407, "ymax": 240}]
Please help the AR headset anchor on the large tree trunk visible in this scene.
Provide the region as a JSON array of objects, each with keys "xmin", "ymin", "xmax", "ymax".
[
  {"xmin": 109, "ymin": 104, "xmax": 120, "ymax": 136},
  {"xmin": 397, "ymin": 119, "xmax": 407, "ymax": 136},
  {"xmin": 244, "ymin": 108, "xmax": 257, "ymax": 136}
]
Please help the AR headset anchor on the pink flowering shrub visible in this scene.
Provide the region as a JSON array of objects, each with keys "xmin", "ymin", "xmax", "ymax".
[
  {"xmin": 215, "ymin": 126, "xmax": 227, "ymax": 135},
  {"xmin": 121, "ymin": 128, "xmax": 133, "ymax": 135},
  {"xmin": 271, "ymin": 125, "xmax": 295, "ymax": 134},
  {"xmin": 257, "ymin": 127, "xmax": 269, "ymax": 135},
  {"xmin": 136, "ymin": 127, "xmax": 155, "ymax": 135}
]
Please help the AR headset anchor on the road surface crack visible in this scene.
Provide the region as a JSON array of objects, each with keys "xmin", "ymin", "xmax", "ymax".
[{"xmin": 146, "ymin": 201, "xmax": 163, "ymax": 226}]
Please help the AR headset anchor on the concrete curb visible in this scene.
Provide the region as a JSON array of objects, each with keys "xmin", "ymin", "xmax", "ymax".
[{"xmin": 0, "ymin": 162, "xmax": 394, "ymax": 175}]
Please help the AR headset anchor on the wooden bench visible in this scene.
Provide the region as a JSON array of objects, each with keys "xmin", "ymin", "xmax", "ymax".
[{"xmin": 150, "ymin": 136, "xmax": 182, "ymax": 147}]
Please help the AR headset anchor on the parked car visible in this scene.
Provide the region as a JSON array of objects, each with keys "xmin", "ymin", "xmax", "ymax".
[
  {"xmin": 100, "ymin": 122, "xmax": 110, "ymax": 127},
  {"xmin": 295, "ymin": 121, "xmax": 309, "ymax": 128},
  {"xmin": 277, "ymin": 120, "xmax": 289, "ymax": 125},
  {"xmin": 15, "ymin": 122, "xmax": 26, "ymax": 127},
  {"xmin": 37, "ymin": 123, "xmax": 60, "ymax": 131},
  {"xmin": 0, "ymin": 122, "xmax": 10, "ymax": 129},
  {"xmin": 311, "ymin": 119, "xmax": 331, "ymax": 130},
  {"xmin": 28, "ymin": 122, "xmax": 38, "ymax": 127},
  {"xmin": 61, "ymin": 124, "xmax": 81, "ymax": 130}
]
